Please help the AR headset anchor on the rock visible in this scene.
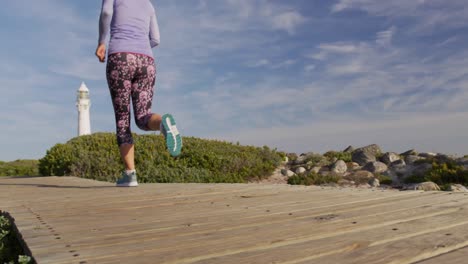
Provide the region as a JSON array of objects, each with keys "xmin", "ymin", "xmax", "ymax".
[
  {"xmin": 351, "ymin": 170, "xmax": 374, "ymax": 178},
  {"xmin": 356, "ymin": 144, "xmax": 382, "ymax": 156},
  {"xmin": 343, "ymin": 146, "xmax": 354, "ymax": 153},
  {"xmin": 310, "ymin": 166, "xmax": 321, "ymax": 174},
  {"xmin": 381, "ymin": 170, "xmax": 401, "ymax": 185},
  {"xmin": 357, "ymin": 183, "xmax": 372, "ymax": 189},
  {"xmin": 405, "ymin": 155, "xmax": 424, "ymax": 165},
  {"xmin": 401, "ymin": 149, "xmax": 418, "ymax": 156},
  {"xmin": 369, "ymin": 178, "xmax": 380, "ymax": 187},
  {"xmin": 363, "ymin": 161, "xmax": 388, "ymax": 174},
  {"xmin": 412, "ymin": 163, "xmax": 432, "ymax": 175},
  {"xmin": 350, "ymin": 145, "xmax": 382, "ymax": 166},
  {"xmin": 390, "ymin": 159, "xmax": 406, "ymax": 169},
  {"xmin": 386, "ymin": 162, "xmax": 431, "ymax": 185},
  {"xmin": 281, "ymin": 169, "xmax": 295, "ymax": 177},
  {"xmin": 347, "ymin": 162, "xmax": 361, "ymax": 171},
  {"xmin": 352, "ymin": 150, "xmax": 377, "ymax": 166},
  {"xmin": 295, "ymin": 167, "xmax": 306, "ymax": 174},
  {"xmin": 344, "ymin": 170, "xmax": 374, "ymax": 184},
  {"xmin": 381, "ymin": 152, "xmax": 401, "ymax": 165},
  {"xmin": 410, "ymin": 182, "xmax": 441, "ymax": 191},
  {"xmin": 435, "ymin": 154, "xmax": 453, "ymax": 163},
  {"xmin": 293, "ymin": 155, "xmax": 307, "ymax": 165},
  {"xmin": 253, "ymin": 166, "xmax": 289, "ymax": 184},
  {"xmin": 338, "ymin": 179, "xmax": 355, "ymax": 187},
  {"xmin": 419, "ymin": 152, "xmax": 436, "ymax": 158},
  {"xmin": 319, "ymin": 166, "xmax": 333, "ymax": 176},
  {"xmin": 448, "ymin": 184, "xmax": 468, "ymax": 192},
  {"xmin": 331, "ymin": 160, "xmax": 347, "ymax": 174},
  {"xmin": 456, "ymin": 157, "xmax": 468, "ymax": 165}
]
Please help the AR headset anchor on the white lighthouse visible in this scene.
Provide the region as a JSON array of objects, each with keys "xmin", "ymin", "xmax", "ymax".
[{"xmin": 76, "ymin": 82, "xmax": 91, "ymax": 136}]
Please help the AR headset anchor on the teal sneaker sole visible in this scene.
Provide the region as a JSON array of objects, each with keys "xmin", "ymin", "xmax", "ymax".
[{"xmin": 161, "ymin": 114, "xmax": 182, "ymax": 157}]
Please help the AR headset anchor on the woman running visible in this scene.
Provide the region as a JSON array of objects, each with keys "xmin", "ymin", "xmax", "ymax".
[{"xmin": 95, "ymin": 0, "xmax": 182, "ymax": 187}]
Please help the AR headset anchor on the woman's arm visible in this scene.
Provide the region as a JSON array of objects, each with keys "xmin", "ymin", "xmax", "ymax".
[
  {"xmin": 149, "ymin": 9, "xmax": 160, "ymax": 48},
  {"xmin": 96, "ymin": 0, "xmax": 113, "ymax": 62},
  {"xmin": 99, "ymin": 0, "xmax": 114, "ymax": 45}
]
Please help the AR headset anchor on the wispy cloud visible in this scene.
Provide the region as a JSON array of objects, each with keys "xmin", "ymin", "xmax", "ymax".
[
  {"xmin": 270, "ymin": 11, "xmax": 307, "ymax": 35},
  {"xmin": 332, "ymin": 0, "xmax": 468, "ymax": 34},
  {"xmin": 248, "ymin": 59, "xmax": 271, "ymax": 68},
  {"xmin": 376, "ymin": 26, "xmax": 396, "ymax": 46},
  {"xmin": 436, "ymin": 36, "xmax": 460, "ymax": 47}
]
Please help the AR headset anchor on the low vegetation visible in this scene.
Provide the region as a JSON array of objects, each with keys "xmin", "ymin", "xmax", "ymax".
[
  {"xmin": 323, "ymin": 151, "xmax": 352, "ymax": 163},
  {"xmin": 3, "ymin": 136, "xmax": 467, "ymax": 189},
  {"xmin": 39, "ymin": 133, "xmax": 284, "ymax": 183},
  {"xmin": 0, "ymin": 214, "xmax": 31, "ymax": 264},
  {"xmin": 0, "ymin": 160, "xmax": 39, "ymax": 177},
  {"xmin": 405, "ymin": 161, "xmax": 468, "ymax": 186},
  {"xmin": 287, "ymin": 172, "xmax": 341, "ymax": 186}
]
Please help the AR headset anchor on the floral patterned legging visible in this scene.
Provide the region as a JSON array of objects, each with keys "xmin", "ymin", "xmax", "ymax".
[{"xmin": 106, "ymin": 52, "xmax": 156, "ymax": 146}]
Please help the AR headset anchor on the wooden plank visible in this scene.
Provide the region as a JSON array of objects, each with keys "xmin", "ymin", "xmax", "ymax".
[
  {"xmin": 73, "ymin": 201, "xmax": 468, "ymax": 264},
  {"xmin": 2, "ymin": 176, "xmax": 468, "ymax": 264},
  {"xmin": 21, "ymin": 191, "xmax": 434, "ymax": 243},
  {"xmin": 14, "ymin": 190, "xmax": 425, "ymax": 250},
  {"xmin": 415, "ymin": 246, "xmax": 468, "ymax": 264},
  {"xmin": 30, "ymin": 195, "xmax": 468, "ymax": 263},
  {"xmin": 24, "ymin": 191, "xmax": 437, "ymax": 254}
]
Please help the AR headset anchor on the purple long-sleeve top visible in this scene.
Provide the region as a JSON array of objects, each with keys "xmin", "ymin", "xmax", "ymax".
[{"xmin": 99, "ymin": 0, "xmax": 160, "ymax": 58}]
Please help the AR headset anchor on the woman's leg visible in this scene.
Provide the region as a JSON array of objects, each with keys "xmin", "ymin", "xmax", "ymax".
[
  {"xmin": 130, "ymin": 54, "xmax": 183, "ymax": 157},
  {"xmin": 130, "ymin": 55, "xmax": 161, "ymax": 131},
  {"xmin": 147, "ymin": 114, "xmax": 162, "ymax": 131},
  {"xmin": 120, "ymin": 144, "xmax": 135, "ymax": 171},
  {"xmin": 106, "ymin": 53, "xmax": 136, "ymax": 171}
]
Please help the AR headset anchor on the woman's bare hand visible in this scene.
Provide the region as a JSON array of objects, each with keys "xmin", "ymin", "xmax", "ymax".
[{"xmin": 95, "ymin": 44, "xmax": 107, "ymax": 63}]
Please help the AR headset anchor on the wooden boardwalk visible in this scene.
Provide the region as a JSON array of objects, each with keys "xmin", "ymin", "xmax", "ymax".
[{"xmin": 2, "ymin": 176, "xmax": 468, "ymax": 264}]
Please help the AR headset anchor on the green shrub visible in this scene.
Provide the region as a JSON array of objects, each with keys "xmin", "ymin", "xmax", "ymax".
[
  {"xmin": 39, "ymin": 133, "xmax": 283, "ymax": 183},
  {"xmin": 404, "ymin": 174, "xmax": 426, "ymax": 184},
  {"xmin": 0, "ymin": 214, "xmax": 31, "ymax": 264},
  {"xmin": 440, "ymin": 183, "xmax": 452, "ymax": 192},
  {"xmin": 0, "ymin": 160, "xmax": 39, "ymax": 177},
  {"xmin": 288, "ymin": 172, "xmax": 340, "ymax": 186},
  {"xmin": 413, "ymin": 158, "xmax": 433, "ymax": 165},
  {"xmin": 427, "ymin": 162, "xmax": 468, "ymax": 185},
  {"xmin": 404, "ymin": 161, "xmax": 468, "ymax": 186},
  {"xmin": 303, "ymin": 153, "xmax": 329, "ymax": 167},
  {"xmin": 286, "ymin": 153, "xmax": 298, "ymax": 162},
  {"xmin": 323, "ymin": 151, "xmax": 352, "ymax": 162},
  {"xmin": 375, "ymin": 174, "xmax": 393, "ymax": 185}
]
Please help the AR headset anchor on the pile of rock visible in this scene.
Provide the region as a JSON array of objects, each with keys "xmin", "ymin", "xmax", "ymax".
[{"xmin": 280, "ymin": 144, "xmax": 468, "ymax": 191}]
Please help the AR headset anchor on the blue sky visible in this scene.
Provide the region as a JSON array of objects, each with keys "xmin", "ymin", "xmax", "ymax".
[{"xmin": 1, "ymin": 0, "xmax": 468, "ymax": 161}]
